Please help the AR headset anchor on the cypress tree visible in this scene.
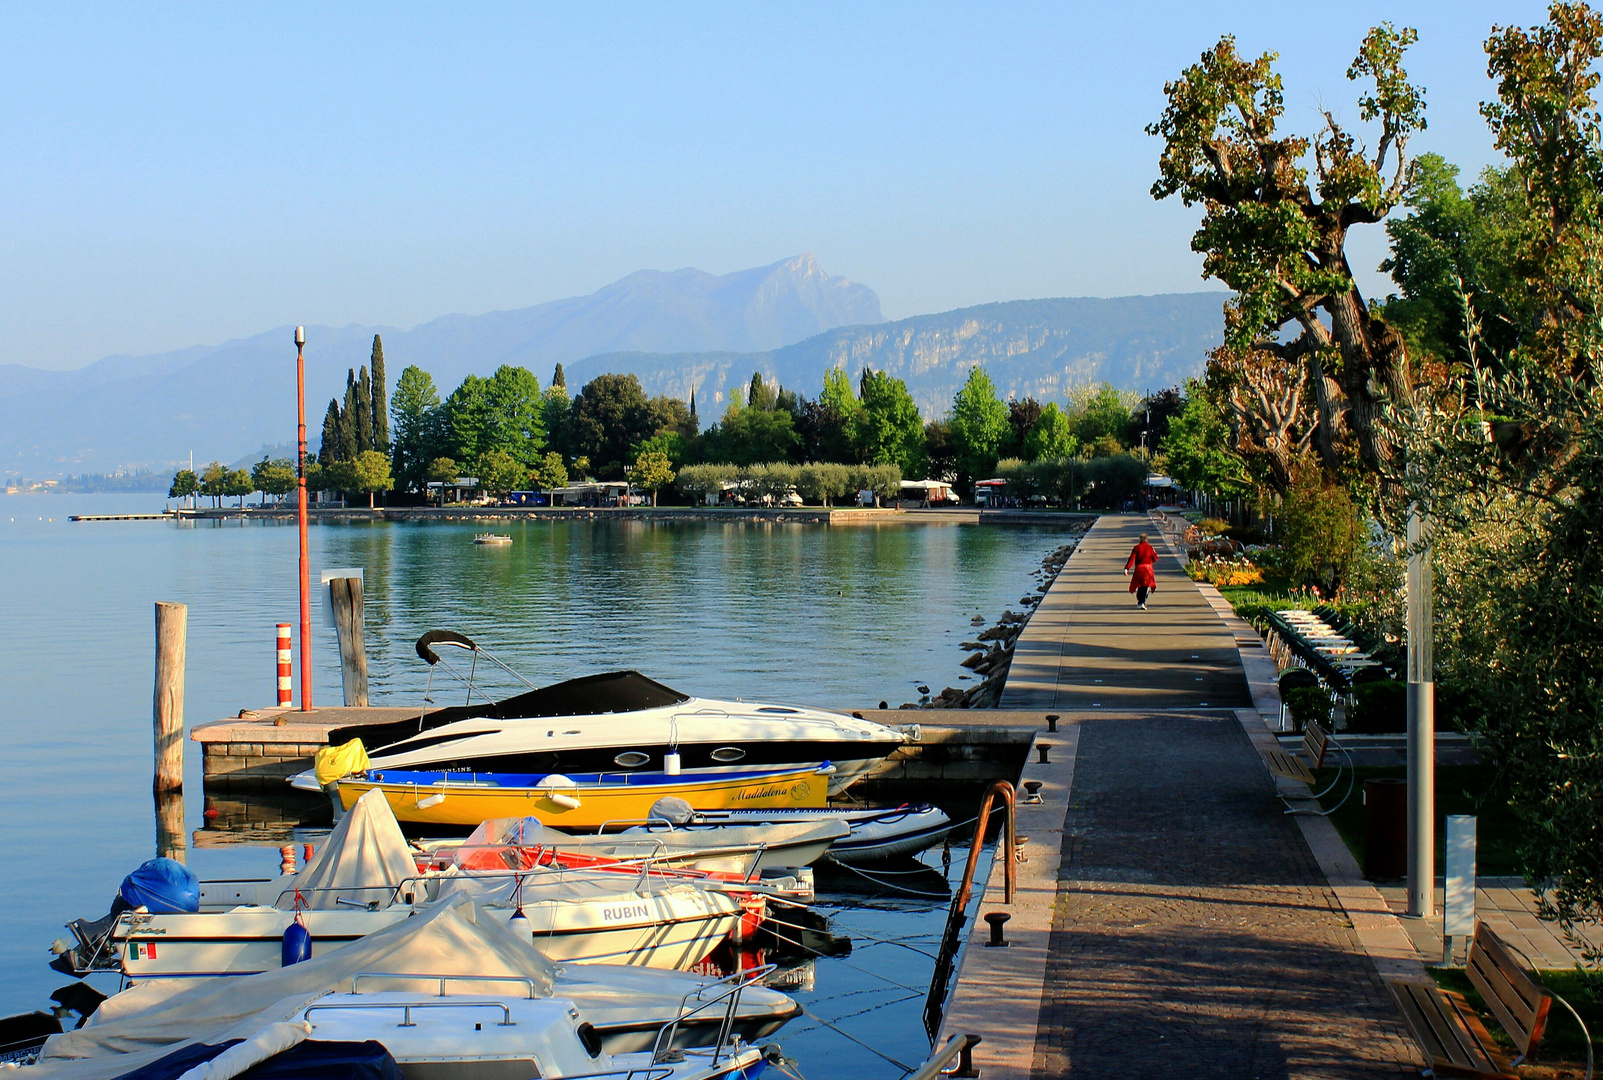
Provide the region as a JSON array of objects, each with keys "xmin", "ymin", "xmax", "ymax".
[
  {"xmin": 690, "ymin": 387, "xmax": 697, "ymax": 424},
  {"xmin": 319, "ymin": 400, "xmax": 342, "ymax": 466},
  {"xmin": 370, "ymin": 335, "xmax": 389, "ymax": 455},
  {"xmin": 340, "ymin": 371, "xmax": 360, "ymax": 461},
  {"xmin": 356, "ymin": 366, "xmax": 376, "ymax": 452},
  {"xmin": 552, "ymin": 363, "xmax": 565, "ymax": 390}
]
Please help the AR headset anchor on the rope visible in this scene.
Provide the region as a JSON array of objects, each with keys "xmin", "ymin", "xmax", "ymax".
[
  {"xmin": 798, "ymin": 1004, "xmax": 917, "ymax": 1073},
  {"xmin": 828, "ymin": 860, "xmax": 953, "ymax": 898}
]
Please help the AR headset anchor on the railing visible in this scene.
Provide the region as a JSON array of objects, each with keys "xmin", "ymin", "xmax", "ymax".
[
  {"xmin": 906, "ymin": 1033, "xmax": 983, "ymax": 1080},
  {"xmin": 650, "ymin": 965, "xmax": 775, "ymax": 1068},
  {"xmin": 303, "ymin": 999, "xmax": 514, "ymax": 1027},
  {"xmin": 350, "ymin": 973, "xmax": 544, "ymax": 998},
  {"xmin": 923, "ymin": 780, "xmax": 1016, "ymax": 1040}
]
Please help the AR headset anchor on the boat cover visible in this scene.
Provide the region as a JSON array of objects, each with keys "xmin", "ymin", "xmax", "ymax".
[
  {"xmin": 32, "ymin": 900, "xmax": 556, "ymax": 1074},
  {"xmin": 328, "ymin": 670, "xmax": 690, "ymax": 752},
  {"xmin": 261, "ymin": 790, "xmax": 415, "ymax": 911}
]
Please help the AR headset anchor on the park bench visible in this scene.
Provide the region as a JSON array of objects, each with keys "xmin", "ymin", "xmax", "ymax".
[
  {"xmin": 1386, "ymin": 921, "xmax": 1593, "ymax": 1080},
  {"xmin": 1258, "ymin": 718, "xmax": 1354, "ymax": 815}
]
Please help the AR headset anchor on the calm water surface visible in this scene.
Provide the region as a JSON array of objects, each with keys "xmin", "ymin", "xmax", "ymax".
[{"xmin": 0, "ymin": 495, "xmax": 1066, "ymax": 1075}]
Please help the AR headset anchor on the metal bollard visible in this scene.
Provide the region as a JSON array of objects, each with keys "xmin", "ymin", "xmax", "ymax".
[
  {"xmin": 1045, "ymin": 713, "xmax": 1059, "ymax": 732},
  {"xmin": 1022, "ymin": 780, "xmax": 1043, "ymax": 804},
  {"xmin": 983, "ymin": 912, "xmax": 1011, "ymax": 948},
  {"xmin": 1037, "ymin": 744, "xmax": 1052, "ymax": 765}
]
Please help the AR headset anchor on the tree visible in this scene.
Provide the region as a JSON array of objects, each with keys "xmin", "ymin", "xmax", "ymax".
[
  {"xmin": 1070, "ymin": 384, "xmax": 1134, "ymax": 447},
  {"xmin": 390, "ymin": 365, "xmax": 443, "ymax": 494},
  {"xmin": 443, "ymin": 374, "xmax": 494, "ymax": 463},
  {"xmin": 702, "ymin": 407, "xmax": 799, "ymax": 465},
  {"xmin": 319, "ymin": 400, "xmax": 343, "ymax": 466},
  {"xmin": 369, "ymin": 336, "xmax": 390, "ymax": 455},
  {"xmin": 571, "ymin": 373, "xmax": 653, "ymax": 477},
  {"xmin": 1003, "ymin": 398, "xmax": 1044, "ymax": 460},
  {"xmin": 542, "ymin": 382, "xmax": 572, "ymax": 462},
  {"xmin": 531, "ymin": 451, "xmax": 568, "ymax": 491},
  {"xmin": 923, "ymin": 419, "xmax": 956, "ymax": 482},
  {"xmin": 425, "ymin": 456, "xmax": 459, "ymax": 503},
  {"xmin": 852, "ymin": 369, "xmax": 925, "ymax": 474},
  {"xmin": 199, "ymin": 462, "xmax": 228, "ymax": 507},
  {"xmin": 222, "ymin": 468, "xmax": 254, "ymax": 507},
  {"xmin": 676, "ymin": 462, "xmax": 736, "ymax": 504},
  {"xmin": 1277, "ymin": 468, "xmax": 1365, "ymax": 596},
  {"xmin": 632, "ymin": 431, "xmax": 691, "ymax": 469},
  {"xmin": 251, "ymin": 457, "xmax": 297, "ymax": 506},
  {"xmin": 322, "ymin": 457, "xmax": 357, "ymax": 498},
  {"xmin": 355, "ymin": 367, "xmax": 376, "ymax": 452},
  {"xmin": 340, "ymin": 370, "xmax": 361, "ymax": 459},
  {"xmin": 483, "ymin": 364, "xmax": 546, "ymax": 469},
  {"xmin": 474, "ymin": 449, "xmax": 524, "ymax": 496},
  {"xmin": 1149, "ymin": 25, "xmax": 1425, "ymax": 484},
  {"xmin": 1161, "ymin": 388, "xmax": 1252, "ymax": 501},
  {"xmin": 847, "ymin": 462, "xmax": 902, "ymax": 506},
  {"xmin": 628, "ymin": 451, "xmax": 676, "ymax": 506},
  {"xmin": 1022, "ymin": 402, "xmax": 1078, "ymax": 460},
  {"xmin": 168, "ymin": 469, "xmax": 199, "ymax": 506},
  {"xmin": 796, "ymin": 462, "xmax": 853, "ymax": 506},
  {"xmin": 644, "ymin": 395, "xmax": 698, "ymax": 440},
  {"xmin": 948, "ymin": 368, "xmax": 1010, "ymax": 482},
  {"xmin": 349, "ymin": 450, "xmax": 394, "ymax": 509}
]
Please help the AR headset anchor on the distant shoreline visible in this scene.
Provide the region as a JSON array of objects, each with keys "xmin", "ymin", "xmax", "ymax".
[{"xmin": 70, "ymin": 505, "xmax": 1100, "ymax": 526}]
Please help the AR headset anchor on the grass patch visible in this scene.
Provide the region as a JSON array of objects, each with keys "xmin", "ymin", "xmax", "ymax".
[
  {"xmin": 1314, "ymin": 764, "xmax": 1524, "ymax": 878},
  {"xmin": 1430, "ymin": 965, "xmax": 1603, "ymax": 1068}
]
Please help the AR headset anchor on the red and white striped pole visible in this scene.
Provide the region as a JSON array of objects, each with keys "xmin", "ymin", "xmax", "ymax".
[{"xmin": 276, "ymin": 623, "xmax": 292, "ymax": 707}]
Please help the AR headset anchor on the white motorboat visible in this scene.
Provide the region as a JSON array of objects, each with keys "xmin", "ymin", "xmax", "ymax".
[
  {"xmin": 640, "ymin": 802, "xmax": 955, "ymax": 866},
  {"xmin": 30, "ymin": 901, "xmax": 798, "ymax": 1076},
  {"xmin": 295, "ymin": 631, "xmax": 915, "ymax": 799},
  {"xmin": 59, "ymin": 791, "xmax": 750, "ymax": 980}
]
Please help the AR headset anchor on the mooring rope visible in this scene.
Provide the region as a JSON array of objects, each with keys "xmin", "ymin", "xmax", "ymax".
[{"xmin": 798, "ymin": 1004, "xmax": 917, "ymax": 1073}]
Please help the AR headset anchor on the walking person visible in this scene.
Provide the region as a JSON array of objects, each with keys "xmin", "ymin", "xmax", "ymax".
[{"xmin": 1124, "ymin": 532, "xmax": 1158, "ymax": 610}]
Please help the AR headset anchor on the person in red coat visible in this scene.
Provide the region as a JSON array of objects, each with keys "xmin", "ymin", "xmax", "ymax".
[{"xmin": 1124, "ymin": 533, "xmax": 1158, "ymax": 610}]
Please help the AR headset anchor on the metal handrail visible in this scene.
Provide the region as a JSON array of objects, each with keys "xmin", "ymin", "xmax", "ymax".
[
  {"xmin": 649, "ymin": 965, "xmax": 775, "ymax": 1068},
  {"xmin": 955, "ymin": 781, "xmax": 1016, "ymax": 910},
  {"xmin": 350, "ymin": 973, "xmax": 543, "ymax": 998},
  {"xmin": 906, "ymin": 1033, "xmax": 983, "ymax": 1080},
  {"xmin": 303, "ymin": 999, "xmax": 514, "ymax": 1027}
]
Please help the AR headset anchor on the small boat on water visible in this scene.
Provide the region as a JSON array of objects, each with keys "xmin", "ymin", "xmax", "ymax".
[
  {"xmin": 473, "ymin": 533, "xmax": 513, "ymax": 545},
  {"xmin": 294, "ymin": 631, "xmax": 916, "ymax": 808},
  {"xmin": 642, "ymin": 802, "xmax": 956, "ymax": 866},
  {"xmin": 56, "ymin": 792, "xmax": 761, "ymax": 980},
  {"xmin": 33, "ymin": 900, "xmax": 797, "ymax": 1075}
]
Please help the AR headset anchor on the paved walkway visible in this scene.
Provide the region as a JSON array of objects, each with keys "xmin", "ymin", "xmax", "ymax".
[
  {"xmin": 1002, "ymin": 516, "xmax": 1253, "ymax": 710},
  {"xmin": 975, "ymin": 516, "xmax": 1416, "ymax": 1078}
]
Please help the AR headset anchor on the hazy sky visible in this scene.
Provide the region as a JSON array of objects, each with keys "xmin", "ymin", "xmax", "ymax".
[{"xmin": 0, "ymin": 1, "xmax": 1551, "ymax": 370}]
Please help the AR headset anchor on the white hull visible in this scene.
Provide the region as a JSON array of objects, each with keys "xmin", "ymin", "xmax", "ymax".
[{"xmin": 113, "ymin": 883, "xmax": 740, "ymax": 978}]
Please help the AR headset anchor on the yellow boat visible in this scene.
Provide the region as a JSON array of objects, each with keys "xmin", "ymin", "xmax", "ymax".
[{"xmin": 335, "ymin": 765, "xmax": 833, "ymax": 829}]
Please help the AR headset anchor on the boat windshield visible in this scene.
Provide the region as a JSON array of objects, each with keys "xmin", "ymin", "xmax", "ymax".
[{"xmin": 331, "ymin": 670, "xmax": 690, "ymax": 752}]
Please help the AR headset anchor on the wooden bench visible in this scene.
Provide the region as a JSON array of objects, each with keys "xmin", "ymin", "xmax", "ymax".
[
  {"xmin": 1259, "ymin": 720, "xmax": 1354, "ymax": 815},
  {"xmin": 1386, "ymin": 922, "xmax": 1588, "ymax": 1080}
]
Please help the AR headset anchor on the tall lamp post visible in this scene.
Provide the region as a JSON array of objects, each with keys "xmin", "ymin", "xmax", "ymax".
[
  {"xmin": 1406, "ymin": 503, "xmax": 1434, "ymax": 916},
  {"xmin": 295, "ymin": 326, "xmax": 312, "ymax": 713}
]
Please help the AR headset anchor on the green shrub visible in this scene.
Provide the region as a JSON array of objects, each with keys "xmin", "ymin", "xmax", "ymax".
[
  {"xmin": 1285, "ymin": 686, "xmax": 1333, "ymax": 732},
  {"xmin": 1347, "ymin": 679, "xmax": 1407, "ymax": 734}
]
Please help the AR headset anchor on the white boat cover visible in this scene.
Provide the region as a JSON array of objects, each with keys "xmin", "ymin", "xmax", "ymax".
[
  {"xmin": 173, "ymin": 1022, "xmax": 310, "ymax": 1080},
  {"xmin": 426, "ymin": 864, "xmax": 687, "ymax": 906},
  {"xmin": 265, "ymin": 788, "xmax": 416, "ymax": 910},
  {"xmin": 31, "ymin": 899, "xmax": 555, "ymax": 1075}
]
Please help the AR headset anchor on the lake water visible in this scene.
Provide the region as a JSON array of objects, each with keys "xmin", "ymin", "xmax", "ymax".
[{"xmin": 0, "ymin": 494, "xmax": 1066, "ymax": 1075}]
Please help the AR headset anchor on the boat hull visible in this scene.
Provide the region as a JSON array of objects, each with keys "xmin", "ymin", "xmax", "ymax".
[
  {"xmin": 339, "ymin": 766, "xmax": 830, "ymax": 829},
  {"xmin": 111, "ymin": 885, "xmax": 741, "ymax": 978}
]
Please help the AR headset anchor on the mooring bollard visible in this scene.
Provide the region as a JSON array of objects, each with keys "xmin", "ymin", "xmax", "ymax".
[
  {"xmin": 276, "ymin": 623, "xmax": 292, "ymax": 706},
  {"xmin": 328, "ymin": 577, "xmax": 368, "ymax": 707},
  {"xmin": 983, "ymin": 911, "xmax": 1011, "ymax": 947},
  {"xmin": 1037, "ymin": 743, "xmax": 1052, "ymax": 765},
  {"xmin": 1022, "ymin": 780, "xmax": 1044, "ymax": 804},
  {"xmin": 153, "ymin": 602, "xmax": 187, "ymax": 793},
  {"xmin": 1046, "ymin": 713, "xmax": 1059, "ymax": 732}
]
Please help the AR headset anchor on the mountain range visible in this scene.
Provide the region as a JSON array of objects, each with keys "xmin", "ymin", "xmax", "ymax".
[{"xmin": 0, "ymin": 254, "xmax": 1225, "ymax": 477}]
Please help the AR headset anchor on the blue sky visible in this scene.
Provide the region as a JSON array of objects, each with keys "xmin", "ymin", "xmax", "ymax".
[{"xmin": 0, "ymin": 1, "xmax": 1551, "ymax": 370}]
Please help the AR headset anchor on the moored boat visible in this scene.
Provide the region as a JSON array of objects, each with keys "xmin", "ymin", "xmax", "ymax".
[{"xmin": 648, "ymin": 803, "xmax": 956, "ymax": 866}]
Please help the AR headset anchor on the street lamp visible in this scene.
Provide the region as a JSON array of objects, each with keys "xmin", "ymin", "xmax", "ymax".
[
  {"xmin": 1406, "ymin": 503, "xmax": 1434, "ymax": 916},
  {"xmin": 295, "ymin": 325, "xmax": 312, "ymax": 712}
]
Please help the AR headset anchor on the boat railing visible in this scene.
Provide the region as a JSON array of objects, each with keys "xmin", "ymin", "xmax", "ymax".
[
  {"xmin": 304, "ymin": 999, "xmax": 515, "ymax": 1027},
  {"xmin": 350, "ymin": 972, "xmax": 544, "ymax": 999},
  {"xmin": 650, "ymin": 964, "xmax": 776, "ymax": 1068}
]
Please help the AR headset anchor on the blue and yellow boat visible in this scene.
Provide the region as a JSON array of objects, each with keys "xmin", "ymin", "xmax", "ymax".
[{"xmin": 334, "ymin": 763, "xmax": 835, "ymax": 828}]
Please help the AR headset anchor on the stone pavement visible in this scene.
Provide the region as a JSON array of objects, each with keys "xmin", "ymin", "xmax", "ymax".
[
  {"xmin": 1001, "ymin": 516, "xmax": 1253, "ymax": 710},
  {"xmin": 947, "ymin": 515, "xmax": 1420, "ymax": 1078}
]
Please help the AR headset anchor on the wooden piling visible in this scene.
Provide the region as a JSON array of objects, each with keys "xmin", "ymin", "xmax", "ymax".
[
  {"xmin": 155, "ymin": 788, "xmax": 186, "ymax": 863},
  {"xmin": 328, "ymin": 577, "xmax": 369, "ymax": 707},
  {"xmin": 153, "ymin": 601, "xmax": 187, "ymax": 793}
]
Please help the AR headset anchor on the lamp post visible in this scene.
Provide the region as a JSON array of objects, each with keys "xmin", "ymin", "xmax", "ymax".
[
  {"xmin": 295, "ymin": 326, "xmax": 312, "ymax": 712},
  {"xmin": 1406, "ymin": 503, "xmax": 1434, "ymax": 917}
]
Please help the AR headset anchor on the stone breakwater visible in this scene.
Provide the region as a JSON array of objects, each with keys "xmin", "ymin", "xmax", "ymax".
[{"xmin": 900, "ymin": 532, "xmax": 1087, "ymax": 710}]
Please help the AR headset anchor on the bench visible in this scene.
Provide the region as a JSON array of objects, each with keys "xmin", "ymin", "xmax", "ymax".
[
  {"xmin": 1259, "ymin": 720, "xmax": 1354, "ymax": 815},
  {"xmin": 1386, "ymin": 922, "xmax": 1592, "ymax": 1080}
]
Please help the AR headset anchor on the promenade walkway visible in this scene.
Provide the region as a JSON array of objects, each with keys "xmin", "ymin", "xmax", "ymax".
[{"xmin": 968, "ymin": 516, "xmax": 1415, "ymax": 1078}]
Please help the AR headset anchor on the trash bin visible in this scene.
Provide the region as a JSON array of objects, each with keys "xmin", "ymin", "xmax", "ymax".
[{"xmin": 1363, "ymin": 778, "xmax": 1408, "ymax": 880}]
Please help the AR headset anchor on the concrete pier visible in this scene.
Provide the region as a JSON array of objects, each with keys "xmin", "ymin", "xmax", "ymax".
[{"xmin": 937, "ymin": 515, "xmax": 1423, "ymax": 1078}]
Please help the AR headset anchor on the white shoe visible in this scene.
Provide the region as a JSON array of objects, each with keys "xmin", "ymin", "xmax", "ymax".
[{"xmin": 1139, "ymin": 603, "xmax": 1147, "ymax": 610}]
